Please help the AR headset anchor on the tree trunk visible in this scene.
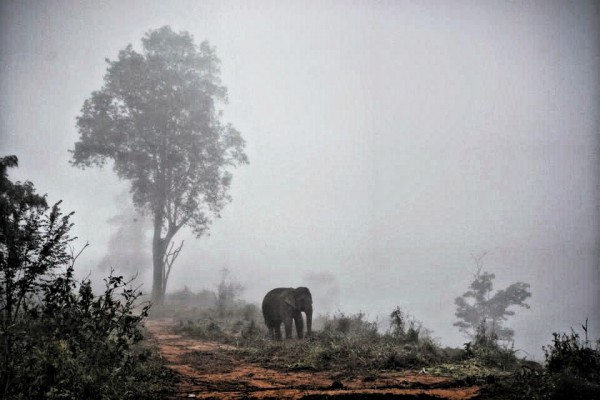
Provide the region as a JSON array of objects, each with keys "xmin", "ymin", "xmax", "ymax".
[{"xmin": 151, "ymin": 212, "xmax": 165, "ymax": 306}]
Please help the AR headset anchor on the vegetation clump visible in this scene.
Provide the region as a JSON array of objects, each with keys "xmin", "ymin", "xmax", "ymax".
[
  {"xmin": 175, "ymin": 318, "xmax": 225, "ymax": 341},
  {"xmin": 538, "ymin": 322, "xmax": 600, "ymax": 399},
  {"xmin": 182, "ymin": 306, "xmax": 446, "ymax": 374},
  {"xmin": 462, "ymin": 320, "xmax": 520, "ymax": 371},
  {"xmin": 0, "ymin": 156, "xmax": 173, "ymax": 399},
  {"xmin": 169, "ymin": 271, "xmax": 260, "ymax": 339},
  {"xmin": 479, "ymin": 321, "xmax": 600, "ymax": 399},
  {"xmin": 543, "ymin": 321, "xmax": 600, "ymax": 380}
]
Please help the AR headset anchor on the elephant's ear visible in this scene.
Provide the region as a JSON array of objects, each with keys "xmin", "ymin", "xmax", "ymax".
[{"xmin": 285, "ymin": 296, "xmax": 296, "ymax": 309}]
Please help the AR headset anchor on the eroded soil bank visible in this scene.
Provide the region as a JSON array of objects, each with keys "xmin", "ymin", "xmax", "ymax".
[{"xmin": 144, "ymin": 318, "xmax": 480, "ymax": 399}]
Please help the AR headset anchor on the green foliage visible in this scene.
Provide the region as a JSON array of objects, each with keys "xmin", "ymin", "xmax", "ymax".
[
  {"xmin": 0, "ymin": 158, "xmax": 173, "ymax": 399},
  {"xmin": 70, "ymin": 25, "xmax": 248, "ymax": 304},
  {"xmin": 462, "ymin": 320, "xmax": 519, "ymax": 371},
  {"xmin": 454, "ymin": 256, "xmax": 531, "ymax": 341},
  {"xmin": 482, "ymin": 323, "xmax": 600, "ymax": 399},
  {"xmin": 537, "ymin": 321, "xmax": 600, "ymax": 398},
  {"xmin": 389, "ymin": 306, "xmax": 423, "ymax": 344},
  {"xmin": 543, "ymin": 321, "xmax": 600, "ymax": 381},
  {"xmin": 1, "ymin": 155, "xmax": 74, "ymax": 346},
  {"xmin": 71, "ymin": 25, "xmax": 247, "ymax": 229},
  {"xmin": 1, "ymin": 158, "xmax": 73, "ymax": 328},
  {"xmin": 2, "ymin": 271, "xmax": 161, "ymax": 399}
]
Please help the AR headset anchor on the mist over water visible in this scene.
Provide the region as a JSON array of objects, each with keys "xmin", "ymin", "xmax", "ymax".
[{"xmin": 1, "ymin": 0, "xmax": 599, "ymax": 361}]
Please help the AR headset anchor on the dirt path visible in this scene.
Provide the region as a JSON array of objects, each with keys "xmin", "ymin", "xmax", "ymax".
[{"xmin": 145, "ymin": 318, "xmax": 480, "ymax": 399}]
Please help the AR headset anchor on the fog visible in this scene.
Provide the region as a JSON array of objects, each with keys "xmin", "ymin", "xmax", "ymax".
[{"xmin": 1, "ymin": 0, "xmax": 598, "ymax": 360}]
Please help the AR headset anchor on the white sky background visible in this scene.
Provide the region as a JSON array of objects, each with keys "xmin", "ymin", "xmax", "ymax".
[{"xmin": 1, "ymin": 0, "xmax": 598, "ymax": 359}]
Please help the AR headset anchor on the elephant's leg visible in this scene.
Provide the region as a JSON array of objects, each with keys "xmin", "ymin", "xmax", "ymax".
[
  {"xmin": 267, "ymin": 322, "xmax": 279, "ymax": 340},
  {"xmin": 293, "ymin": 312, "xmax": 304, "ymax": 339},
  {"xmin": 283, "ymin": 316, "xmax": 293, "ymax": 339},
  {"xmin": 274, "ymin": 323, "xmax": 282, "ymax": 340},
  {"xmin": 305, "ymin": 306, "xmax": 312, "ymax": 337}
]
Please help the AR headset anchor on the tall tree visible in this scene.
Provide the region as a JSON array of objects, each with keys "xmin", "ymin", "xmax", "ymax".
[
  {"xmin": 71, "ymin": 26, "xmax": 248, "ymax": 305},
  {"xmin": 454, "ymin": 254, "xmax": 532, "ymax": 341}
]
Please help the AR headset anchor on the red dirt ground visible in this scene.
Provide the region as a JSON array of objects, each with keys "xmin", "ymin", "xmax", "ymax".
[{"xmin": 145, "ymin": 318, "xmax": 480, "ymax": 399}]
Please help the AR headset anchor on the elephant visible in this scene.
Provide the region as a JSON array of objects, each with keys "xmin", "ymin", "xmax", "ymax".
[{"xmin": 261, "ymin": 287, "xmax": 313, "ymax": 340}]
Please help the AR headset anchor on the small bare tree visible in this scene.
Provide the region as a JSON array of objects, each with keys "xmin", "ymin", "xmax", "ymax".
[{"xmin": 216, "ymin": 268, "xmax": 244, "ymax": 316}]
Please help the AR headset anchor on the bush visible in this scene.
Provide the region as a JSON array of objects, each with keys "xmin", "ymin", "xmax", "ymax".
[
  {"xmin": 0, "ymin": 265, "xmax": 170, "ymax": 399},
  {"xmin": 482, "ymin": 323, "xmax": 600, "ymax": 400},
  {"xmin": 389, "ymin": 306, "xmax": 424, "ymax": 344},
  {"xmin": 174, "ymin": 318, "xmax": 226, "ymax": 341},
  {"xmin": 462, "ymin": 320, "xmax": 519, "ymax": 371},
  {"xmin": 543, "ymin": 325, "xmax": 600, "ymax": 380},
  {"xmin": 0, "ymin": 158, "xmax": 173, "ymax": 399},
  {"xmin": 541, "ymin": 322, "xmax": 600, "ymax": 399},
  {"xmin": 322, "ymin": 311, "xmax": 378, "ymax": 339}
]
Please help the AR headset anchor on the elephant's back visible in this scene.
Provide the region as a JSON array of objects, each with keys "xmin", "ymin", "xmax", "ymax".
[
  {"xmin": 262, "ymin": 287, "xmax": 290, "ymax": 306},
  {"xmin": 262, "ymin": 288, "xmax": 292, "ymax": 319}
]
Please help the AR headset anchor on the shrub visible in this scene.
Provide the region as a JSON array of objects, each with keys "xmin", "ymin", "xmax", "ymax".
[
  {"xmin": 541, "ymin": 322, "xmax": 600, "ymax": 399},
  {"xmin": 462, "ymin": 320, "xmax": 519, "ymax": 371},
  {"xmin": 482, "ymin": 322, "xmax": 600, "ymax": 400},
  {"xmin": 0, "ymin": 265, "xmax": 170, "ymax": 399},
  {"xmin": 389, "ymin": 306, "xmax": 424, "ymax": 344},
  {"xmin": 174, "ymin": 318, "xmax": 226, "ymax": 340},
  {"xmin": 543, "ymin": 323, "xmax": 600, "ymax": 380},
  {"xmin": 0, "ymin": 158, "xmax": 173, "ymax": 399},
  {"xmin": 322, "ymin": 311, "xmax": 379, "ymax": 339}
]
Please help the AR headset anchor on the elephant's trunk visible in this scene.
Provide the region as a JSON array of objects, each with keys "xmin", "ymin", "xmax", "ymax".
[{"xmin": 305, "ymin": 304, "xmax": 312, "ymax": 337}]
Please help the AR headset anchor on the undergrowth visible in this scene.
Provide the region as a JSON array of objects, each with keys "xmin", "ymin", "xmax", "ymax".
[
  {"xmin": 1, "ymin": 267, "xmax": 176, "ymax": 400},
  {"xmin": 174, "ymin": 307, "xmax": 451, "ymax": 373},
  {"xmin": 0, "ymin": 161, "xmax": 175, "ymax": 399},
  {"xmin": 538, "ymin": 321, "xmax": 600, "ymax": 399},
  {"xmin": 481, "ymin": 320, "xmax": 600, "ymax": 399},
  {"xmin": 172, "ymin": 301, "xmax": 549, "ymax": 386},
  {"xmin": 462, "ymin": 320, "xmax": 520, "ymax": 371}
]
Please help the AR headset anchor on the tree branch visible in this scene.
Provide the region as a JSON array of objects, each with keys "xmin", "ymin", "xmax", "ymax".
[{"xmin": 162, "ymin": 239, "xmax": 184, "ymax": 295}]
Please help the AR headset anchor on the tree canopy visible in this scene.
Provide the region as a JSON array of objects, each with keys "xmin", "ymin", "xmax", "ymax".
[
  {"xmin": 71, "ymin": 26, "xmax": 248, "ymax": 303},
  {"xmin": 454, "ymin": 262, "xmax": 531, "ymax": 341}
]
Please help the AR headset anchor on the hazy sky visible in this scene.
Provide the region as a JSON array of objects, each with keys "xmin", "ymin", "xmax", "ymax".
[{"xmin": 1, "ymin": 0, "xmax": 598, "ymax": 360}]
